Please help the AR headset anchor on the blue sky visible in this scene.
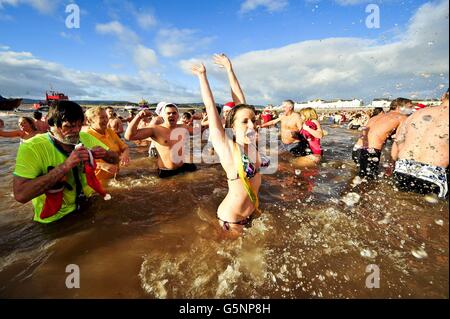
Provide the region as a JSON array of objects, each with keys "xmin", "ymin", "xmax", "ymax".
[{"xmin": 0, "ymin": 0, "xmax": 448, "ymax": 104}]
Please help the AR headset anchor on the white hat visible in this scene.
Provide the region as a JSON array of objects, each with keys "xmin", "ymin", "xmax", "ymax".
[{"xmin": 156, "ymin": 101, "xmax": 178, "ymax": 116}]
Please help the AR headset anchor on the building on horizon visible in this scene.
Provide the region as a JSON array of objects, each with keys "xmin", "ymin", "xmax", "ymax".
[{"xmin": 293, "ymin": 98, "xmax": 364, "ymax": 111}]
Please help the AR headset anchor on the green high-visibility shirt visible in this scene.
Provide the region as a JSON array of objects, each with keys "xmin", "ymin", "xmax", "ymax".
[{"xmin": 13, "ymin": 132, "xmax": 109, "ymax": 223}]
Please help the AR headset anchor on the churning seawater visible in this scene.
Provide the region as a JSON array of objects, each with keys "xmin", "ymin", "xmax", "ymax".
[{"xmin": 0, "ymin": 110, "xmax": 448, "ymax": 298}]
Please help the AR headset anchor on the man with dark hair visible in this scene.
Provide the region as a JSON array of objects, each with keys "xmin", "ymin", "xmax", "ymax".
[
  {"xmin": 391, "ymin": 90, "xmax": 449, "ymax": 197},
  {"xmin": 371, "ymin": 107, "xmax": 384, "ymax": 117},
  {"xmin": 125, "ymin": 102, "xmax": 197, "ymax": 178},
  {"xmin": 181, "ymin": 112, "xmax": 193, "ymax": 126},
  {"xmin": 33, "ymin": 110, "xmax": 49, "ymax": 133},
  {"xmin": 105, "ymin": 106, "xmax": 124, "ymax": 136},
  {"xmin": 352, "ymin": 97, "xmax": 413, "ymax": 178},
  {"xmin": 13, "ymin": 100, "xmax": 119, "ymax": 223}
]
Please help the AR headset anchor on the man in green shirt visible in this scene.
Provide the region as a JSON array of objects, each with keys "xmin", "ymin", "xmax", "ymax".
[{"xmin": 13, "ymin": 101, "xmax": 119, "ymax": 223}]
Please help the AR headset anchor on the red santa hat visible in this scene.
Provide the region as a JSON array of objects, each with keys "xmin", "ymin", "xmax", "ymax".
[{"xmin": 222, "ymin": 102, "xmax": 235, "ymax": 112}]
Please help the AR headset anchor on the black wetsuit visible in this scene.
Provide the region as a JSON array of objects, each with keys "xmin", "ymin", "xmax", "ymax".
[
  {"xmin": 158, "ymin": 163, "xmax": 197, "ymax": 178},
  {"xmin": 352, "ymin": 146, "xmax": 382, "ymax": 179}
]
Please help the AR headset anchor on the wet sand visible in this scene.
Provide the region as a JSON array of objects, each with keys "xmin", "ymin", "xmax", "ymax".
[{"xmin": 0, "ymin": 111, "xmax": 448, "ymax": 298}]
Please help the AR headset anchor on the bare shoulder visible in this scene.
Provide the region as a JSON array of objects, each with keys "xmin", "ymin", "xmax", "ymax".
[{"xmin": 290, "ymin": 112, "xmax": 302, "ymax": 121}]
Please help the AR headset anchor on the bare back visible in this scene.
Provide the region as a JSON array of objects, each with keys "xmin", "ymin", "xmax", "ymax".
[
  {"xmin": 356, "ymin": 111, "xmax": 407, "ymax": 150},
  {"xmin": 396, "ymin": 105, "xmax": 449, "ymax": 168}
]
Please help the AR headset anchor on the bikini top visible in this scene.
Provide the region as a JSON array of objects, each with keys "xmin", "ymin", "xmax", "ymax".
[{"xmin": 228, "ymin": 151, "xmax": 259, "ymax": 181}]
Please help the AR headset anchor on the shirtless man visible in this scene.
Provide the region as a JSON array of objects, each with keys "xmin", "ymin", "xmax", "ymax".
[
  {"xmin": 352, "ymin": 97, "xmax": 413, "ymax": 178},
  {"xmin": 391, "ymin": 90, "xmax": 449, "ymax": 197},
  {"xmin": 260, "ymin": 100, "xmax": 304, "ymax": 156},
  {"xmin": 105, "ymin": 107, "xmax": 124, "ymax": 136},
  {"xmin": 124, "ymin": 102, "xmax": 197, "ymax": 178}
]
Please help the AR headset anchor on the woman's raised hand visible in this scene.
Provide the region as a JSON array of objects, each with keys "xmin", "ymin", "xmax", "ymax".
[
  {"xmin": 191, "ymin": 63, "xmax": 206, "ymax": 76},
  {"xmin": 213, "ymin": 53, "xmax": 232, "ymax": 71}
]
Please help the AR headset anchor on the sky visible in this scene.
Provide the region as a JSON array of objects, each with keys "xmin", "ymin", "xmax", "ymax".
[{"xmin": 0, "ymin": 0, "xmax": 448, "ymax": 104}]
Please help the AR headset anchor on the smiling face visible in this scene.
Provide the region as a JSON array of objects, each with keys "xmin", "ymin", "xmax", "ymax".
[
  {"xmin": 18, "ymin": 118, "xmax": 33, "ymax": 132},
  {"xmin": 164, "ymin": 106, "xmax": 179, "ymax": 127},
  {"xmin": 89, "ymin": 109, "xmax": 108, "ymax": 133},
  {"xmin": 282, "ymin": 101, "xmax": 294, "ymax": 114},
  {"xmin": 231, "ymin": 108, "xmax": 257, "ymax": 145}
]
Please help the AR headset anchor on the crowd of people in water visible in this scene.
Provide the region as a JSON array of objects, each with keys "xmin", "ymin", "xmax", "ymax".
[{"xmin": 1, "ymin": 54, "xmax": 448, "ymax": 237}]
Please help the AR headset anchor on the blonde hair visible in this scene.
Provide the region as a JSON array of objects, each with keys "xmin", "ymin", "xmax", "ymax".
[
  {"xmin": 299, "ymin": 107, "xmax": 318, "ymax": 121},
  {"xmin": 84, "ymin": 106, "xmax": 105, "ymax": 123}
]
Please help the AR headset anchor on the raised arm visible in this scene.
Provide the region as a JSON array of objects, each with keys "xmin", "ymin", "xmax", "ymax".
[
  {"xmin": 214, "ymin": 54, "xmax": 246, "ymax": 105},
  {"xmin": 0, "ymin": 130, "xmax": 24, "ymax": 138},
  {"xmin": 191, "ymin": 63, "xmax": 227, "ymax": 148},
  {"xmin": 124, "ymin": 110, "xmax": 154, "ymax": 141},
  {"xmin": 260, "ymin": 116, "xmax": 282, "ymax": 128}
]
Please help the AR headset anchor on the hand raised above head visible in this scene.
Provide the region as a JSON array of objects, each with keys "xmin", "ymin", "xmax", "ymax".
[
  {"xmin": 191, "ymin": 63, "xmax": 206, "ymax": 76},
  {"xmin": 138, "ymin": 109, "xmax": 152, "ymax": 119},
  {"xmin": 213, "ymin": 53, "xmax": 232, "ymax": 70}
]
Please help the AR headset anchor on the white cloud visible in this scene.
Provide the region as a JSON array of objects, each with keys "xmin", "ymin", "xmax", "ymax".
[
  {"xmin": 182, "ymin": 0, "xmax": 449, "ymax": 104},
  {"xmin": 136, "ymin": 12, "xmax": 157, "ymax": 29},
  {"xmin": 240, "ymin": 0, "xmax": 288, "ymax": 14},
  {"xmin": 59, "ymin": 31, "xmax": 82, "ymax": 44},
  {"xmin": 306, "ymin": 0, "xmax": 392, "ymax": 6},
  {"xmin": 334, "ymin": 0, "xmax": 372, "ymax": 5},
  {"xmin": 95, "ymin": 21, "xmax": 140, "ymax": 44},
  {"xmin": 133, "ymin": 44, "xmax": 158, "ymax": 70},
  {"xmin": 156, "ymin": 28, "xmax": 215, "ymax": 58},
  {"xmin": 96, "ymin": 21, "xmax": 158, "ymax": 70},
  {"xmin": 0, "ymin": 0, "xmax": 18, "ymax": 8},
  {"xmin": 0, "ymin": 49, "xmax": 197, "ymax": 102},
  {"xmin": 103, "ymin": 0, "xmax": 157, "ymax": 30},
  {"xmin": 0, "ymin": 0, "xmax": 59, "ymax": 14}
]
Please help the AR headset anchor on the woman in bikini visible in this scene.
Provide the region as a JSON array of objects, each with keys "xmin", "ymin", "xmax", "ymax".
[{"xmin": 191, "ymin": 54, "xmax": 261, "ymax": 237}]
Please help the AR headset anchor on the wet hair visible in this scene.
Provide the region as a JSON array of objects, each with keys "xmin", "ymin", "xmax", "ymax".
[
  {"xmin": 85, "ymin": 106, "xmax": 105, "ymax": 123},
  {"xmin": 299, "ymin": 107, "xmax": 318, "ymax": 120},
  {"xmin": 354, "ymin": 113, "xmax": 362, "ymax": 119},
  {"xmin": 389, "ymin": 98, "xmax": 412, "ymax": 111},
  {"xmin": 47, "ymin": 100, "xmax": 85, "ymax": 128},
  {"xmin": 19, "ymin": 116, "xmax": 37, "ymax": 131},
  {"xmin": 33, "ymin": 110, "xmax": 43, "ymax": 120},
  {"xmin": 182, "ymin": 112, "xmax": 192, "ymax": 120},
  {"xmin": 105, "ymin": 106, "xmax": 114, "ymax": 111},
  {"xmin": 372, "ymin": 107, "xmax": 384, "ymax": 117},
  {"xmin": 188, "ymin": 109, "xmax": 196, "ymax": 115},
  {"xmin": 225, "ymin": 104, "xmax": 256, "ymax": 129}
]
